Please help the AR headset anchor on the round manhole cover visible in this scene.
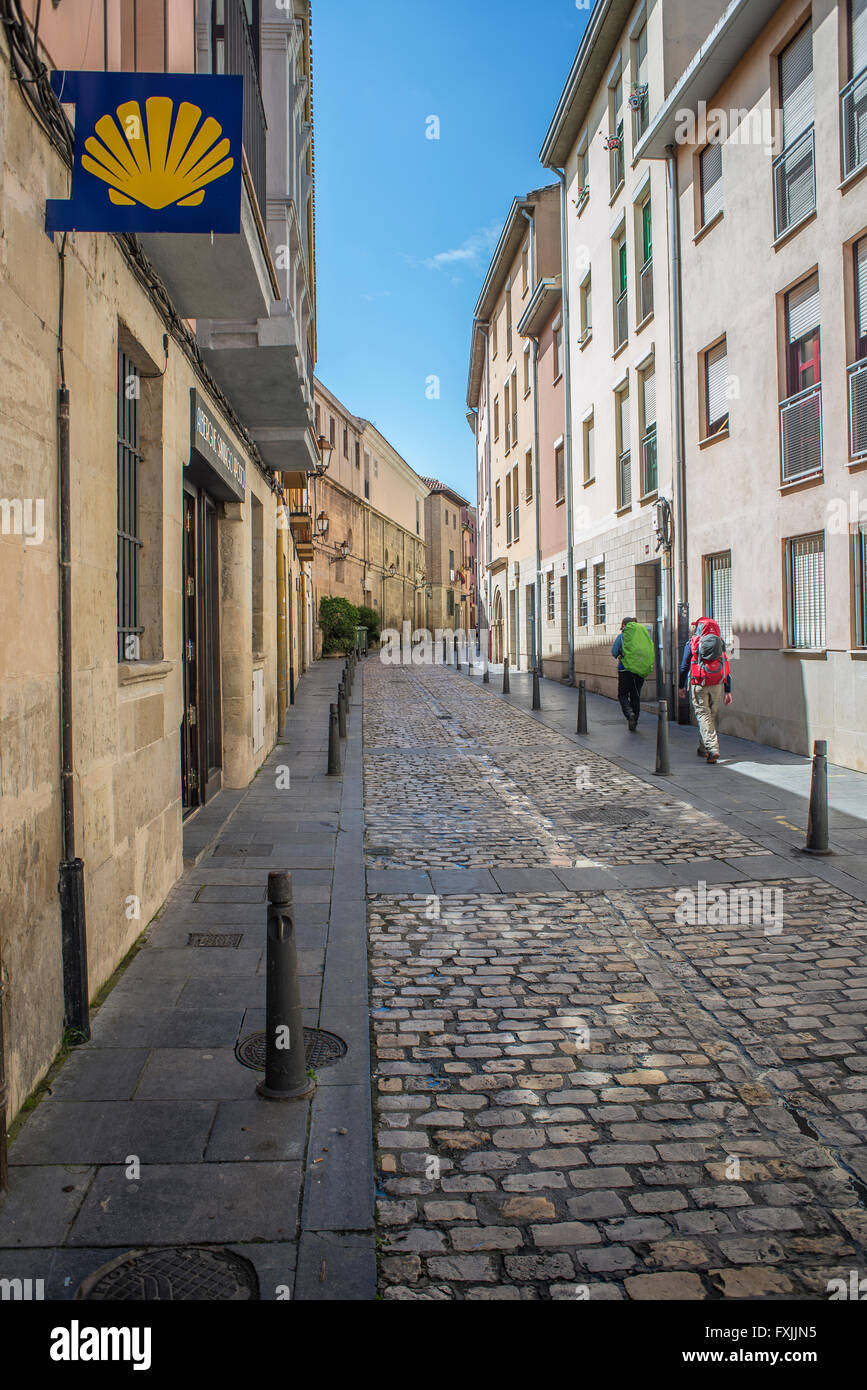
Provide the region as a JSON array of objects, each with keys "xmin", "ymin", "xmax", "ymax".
[
  {"xmin": 235, "ymin": 1027, "xmax": 347, "ymax": 1072},
  {"xmin": 75, "ymin": 1246, "xmax": 259, "ymax": 1301}
]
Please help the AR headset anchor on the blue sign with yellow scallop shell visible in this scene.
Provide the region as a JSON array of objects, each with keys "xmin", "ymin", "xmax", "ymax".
[{"xmin": 46, "ymin": 71, "xmax": 243, "ymax": 234}]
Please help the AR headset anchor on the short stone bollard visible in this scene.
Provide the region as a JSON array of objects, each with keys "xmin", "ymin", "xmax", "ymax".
[
  {"xmin": 654, "ymin": 700, "xmax": 671, "ymax": 776},
  {"xmin": 532, "ymin": 667, "xmax": 541, "ymax": 711},
  {"xmin": 503, "ymin": 657, "xmax": 510, "ymax": 694},
  {"xmin": 576, "ymin": 679, "xmax": 588, "ymax": 735},
  {"xmin": 257, "ymin": 872, "xmax": 314, "ymax": 1101},
  {"xmin": 802, "ymin": 739, "xmax": 832, "ymax": 854},
  {"xmin": 327, "ymin": 703, "xmax": 341, "ymax": 775}
]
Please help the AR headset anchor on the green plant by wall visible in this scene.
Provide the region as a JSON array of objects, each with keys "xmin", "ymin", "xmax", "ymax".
[
  {"xmin": 356, "ymin": 604, "xmax": 380, "ymax": 645},
  {"xmin": 319, "ymin": 595, "xmax": 359, "ymax": 654}
]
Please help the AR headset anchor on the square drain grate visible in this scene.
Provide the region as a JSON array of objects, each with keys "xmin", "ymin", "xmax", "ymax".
[{"xmin": 187, "ymin": 932, "xmax": 243, "ymax": 948}]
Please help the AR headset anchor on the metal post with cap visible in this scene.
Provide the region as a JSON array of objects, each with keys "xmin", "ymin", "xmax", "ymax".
[
  {"xmin": 576, "ymin": 680, "xmax": 588, "ymax": 734},
  {"xmin": 257, "ymin": 872, "xmax": 314, "ymax": 1100}
]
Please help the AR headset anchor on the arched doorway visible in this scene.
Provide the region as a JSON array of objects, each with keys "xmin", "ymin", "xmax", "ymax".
[{"xmin": 492, "ymin": 589, "xmax": 504, "ymax": 663}]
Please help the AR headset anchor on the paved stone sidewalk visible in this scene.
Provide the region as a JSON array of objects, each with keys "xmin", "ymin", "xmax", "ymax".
[
  {"xmin": 366, "ymin": 663, "xmax": 867, "ymax": 1301},
  {"xmin": 0, "ymin": 658, "xmax": 374, "ymax": 1301}
]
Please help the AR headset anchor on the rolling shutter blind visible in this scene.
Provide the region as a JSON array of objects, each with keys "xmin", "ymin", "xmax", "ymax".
[
  {"xmin": 643, "ymin": 369, "xmax": 656, "ymax": 427},
  {"xmin": 706, "ymin": 342, "xmax": 728, "ymax": 428},
  {"xmin": 780, "ymin": 25, "xmax": 814, "ymax": 147},
  {"xmin": 701, "ymin": 142, "xmax": 723, "ymax": 222},
  {"xmin": 787, "ymin": 273, "xmax": 820, "ymax": 341},
  {"xmin": 857, "ymin": 239, "xmax": 867, "ymax": 339},
  {"xmin": 853, "ymin": 0, "xmax": 867, "ymax": 76}
]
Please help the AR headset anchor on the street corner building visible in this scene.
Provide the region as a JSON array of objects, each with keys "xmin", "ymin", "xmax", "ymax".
[
  {"xmin": 470, "ymin": 0, "xmax": 867, "ymax": 773},
  {"xmin": 0, "ymin": 0, "xmax": 319, "ymax": 1121}
]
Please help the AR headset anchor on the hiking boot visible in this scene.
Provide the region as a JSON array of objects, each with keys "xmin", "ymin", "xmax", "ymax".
[
  {"xmin": 706, "ymin": 752, "xmax": 719, "ymax": 764},
  {"xmin": 627, "ymin": 714, "xmax": 638, "ymax": 732}
]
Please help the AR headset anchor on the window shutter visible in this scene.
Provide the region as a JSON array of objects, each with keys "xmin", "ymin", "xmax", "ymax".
[
  {"xmin": 853, "ymin": 0, "xmax": 867, "ymax": 77},
  {"xmin": 642, "ymin": 368, "xmax": 656, "ymax": 427},
  {"xmin": 619, "ymin": 391, "xmax": 630, "ymax": 452},
  {"xmin": 857, "ymin": 239, "xmax": 867, "ymax": 340},
  {"xmin": 787, "ymin": 273, "xmax": 820, "ymax": 341},
  {"xmin": 701, "ymin": 142, "xmax": 723, "ymax": 223},
  {"xmin": 706, "ymin": 341, "xmax": 728, "ymax": 428},
  {"xmin": 780, "ymin": 24, "xmax": 814, "ymax": 147}
]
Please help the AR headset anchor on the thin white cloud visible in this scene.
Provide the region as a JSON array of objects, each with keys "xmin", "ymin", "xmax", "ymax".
[{"xmin": 410, "ymin": 223, "xmax": 501, "ymax": 275}]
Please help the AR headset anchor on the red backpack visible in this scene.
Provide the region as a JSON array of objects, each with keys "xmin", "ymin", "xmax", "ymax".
[{"xmin": 690, "ymin": 617, "xmax": 729, "ymax": 688}]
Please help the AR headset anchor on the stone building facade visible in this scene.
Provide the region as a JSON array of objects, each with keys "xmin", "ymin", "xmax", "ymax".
[{"xmin": 421, "ymin": 480, "xmax": 476, "ymax": 637}]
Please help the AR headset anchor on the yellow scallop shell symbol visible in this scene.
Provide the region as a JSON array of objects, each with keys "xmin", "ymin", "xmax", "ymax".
[{"xmin": 81, "ymin": 96, "xmax": 234, "ymax": 210}]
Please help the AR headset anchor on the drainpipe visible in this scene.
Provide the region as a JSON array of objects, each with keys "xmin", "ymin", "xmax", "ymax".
[
  {"xmin": 553, "ymin": 169, "xmax": 575, "ymax": 684},
  {"xmin": 521, "ymin": 207, "xmax": 543, "ymax": 672},
  {"xmin": 56, "ymin": 232, "xmax": 90, "ymax": 1043},
  {"xmin": 666, "ymin": 144, "xmax": 689, "ymax": 720}
]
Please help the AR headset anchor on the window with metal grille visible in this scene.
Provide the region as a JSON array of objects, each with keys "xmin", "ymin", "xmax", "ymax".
[
  {"xmin": 614, "ymin": 234, "xmax": 628, "ymax": 349},
  {"xmin": 616, "ymin": 385, "xmax": 631, "ymax": 508},
  {"xmin": 705, "ymin": 339, "xmax": 729, "ymax": 436},
  {"xmin": 633, "ymin": 23, "xmax": 650, "ymax": 139},
  {"xmin": 547, "ymin": 572, "xmax": 555, "ymax": 622},
  {"xmin": 512, "ymin": 464, "xmax": 519, "ymax": 541},
  {"xmin": 594, "ymin": 562, "xmax": 606, "ymax": 626},
  {"xmin": 610, "ymin": 77, "xmax": 625, "ymax": 192},
  {"xmin": 640, "ymin": 365, "xmax": 657, "ymax": 495},
  {"xmin": 583, "ymin": 413, "xmax": 595, "ymax": 483},
  {"xmin": 639, "ymin": 201, "xmax": 653, "ymax": 321},
  {"xmin": 580, "ymin": 274, "xmax": 592, "ymax": 343},
  {"xmin": 855, "ymin": 522, "xmax": 867, "ymax": 646},
  {"xmin": 578, "ymin": 568, "xmax": 588, "ymax": 626},
  {"xmin": 843, "ymin": 0, "xmax": 867, "ymax": 177},
  {"xmin": 774, "ymin": 24, "xmax": 815, "ymax": 237},
  {"xmin": 786, "ymin": 532, "xmax": 825, "ymax": 648},
  {"xmin": 781, "ymin": 275, "xmax": 822, "ymax": 482},
  {"xmin": 507, "ymin": 286, "xmax": 513, "ymax": 358},
  {"xmin": 850, "ymin": 238, "xmax": 867, "ymax": 457},
  {"xmin": 703, "ymin": 551, "xmax": 733, "ymax": 644},
  {"xmin": 117, "ymin": 350, "xmax": 143, "ymax": 662},
  {"xmin": 555, "ymin": 443, "xmax": 565, "ymax": 503},
  {"xmin": 700, "ymin": 141, "xmax": 723, "ymax": 226},
  {"xmin": 329, "ymin": 415, "xmax": 335, "ymax": 445}
]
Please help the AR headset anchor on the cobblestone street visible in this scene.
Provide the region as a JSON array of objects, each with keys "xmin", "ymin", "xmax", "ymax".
[{"xmin": 366, "ymin": 663, "xmax": 867, "ymax": 1301}]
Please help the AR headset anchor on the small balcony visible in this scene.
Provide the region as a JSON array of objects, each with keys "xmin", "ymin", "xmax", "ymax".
[
  {"xmin": 615, "ymin": 290, "xmax": 628, "ymax": 351},
  {"xmin": 641, "ymin": 429, "xmax": 658, "ymax": 496},
  {"xmin": 841, "ymin": 68, "xmax": 867, "ymax": 181},
  {"xmin": 848, "ymin": 358, "xmax": 867, "ymax": 459},
  {"xmin": 639, "ymin": 256, "xmax": 653, "ymax": 323},
  {"xmin": 618, "ymin": 449, "xmax": 632, "ymax": 509},
  {"xmin": 773, "ymin": 127, "xmax": 815, "ymax": 240},
  {"xmin": 780, "ymin": 382, "xmax": 822, "ymax": 484}
]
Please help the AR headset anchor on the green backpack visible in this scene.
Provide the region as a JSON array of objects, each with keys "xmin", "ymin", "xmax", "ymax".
[{"xmin": 621, "ymin": 621, "xmax": 655, "ymax": 679}]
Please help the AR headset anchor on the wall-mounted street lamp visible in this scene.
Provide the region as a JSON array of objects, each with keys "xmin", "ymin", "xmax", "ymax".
[
  {"xmin": 329, "ymin": 538, "xmax": 350, "ymax": 565},
  {"xmin": 315, "ymin": 434, "xmax": 333, "ymax": 476},
  {"xmin": 315, "ymin": 511, "xmax": 329, "ymax": 537},
  {"xmin": 387, "ymin": 561, "xmax": 397, "ymax": 576}
]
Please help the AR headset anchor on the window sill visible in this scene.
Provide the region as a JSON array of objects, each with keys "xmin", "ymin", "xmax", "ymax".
[
  {"xmin": 613, "ymin": 340, "xmax": 629, "ymax": 361},
  {"xmin": 555, "ymin": 497, "xmax": 566, "ymax": 507},
  {"xmin": 118, "ymin": 659, "xmax": 171, "ymax": 687},
  {"xmin": 253, "ymin": 651, "xmax": 266, "ymax": 664},
  {"xmin": 579, "ymin": 331, "xmax": 592, "ymax": 351},
  {"xmin": 523, "ymin": 388, "xmax": 531, "ymax": 400},
  {"xmin": 839, "ymin": 161, "xmax": 867, "ymax": 194},
  {"xmin": 847, "ymin": 455, "xmax": 867, "ymax": 472},
  {"xmin": 553, "ymin": 372, "xmax": 564, "ymax": 385},
  {"xmin": 575, "ymin": 192, "xmax": 590, "ymax": 217},
  {"xmin": 699, "ymin": 427, "xmax": 729, "ymax": 449},
  {"xmin": 609, "ymin": 180, "xmax": 625, "ymax": 206},
  {"xmin": 615, "ymin": 503, "xmax": 632, "ymax": 516},
  {"xmin": 850, "ymin": 648, "xmax": 867, "ymax": 659},
  {"xmin": 772, "ymin": 207, "xmax": 817, "ymax": 251},
  {"xmin": 779, "ymin": 470, "xmax": 823, "ymax": 494},
  {"xmin": 694, "ymin": 210, "xmax": 723, "ymax": 244},
  {"xmin": 639, "ymin": 490, "xmax": 659, "ymax": 506},
  {"xmin": 635, "ymin": 310, "xmax": 654, "ymax": 334},
  {"xmin": 781, "ymin": 647, "xmax": 827, "ymax": 659},
  {"xmin": 583, "ymin": 476, "xmax": 596, "ymax": 488}
]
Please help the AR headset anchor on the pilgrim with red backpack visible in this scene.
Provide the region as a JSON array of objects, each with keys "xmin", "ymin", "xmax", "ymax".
[{"xmin": 677, "ymin": 617, "xmax": 732, "ymax": 764}]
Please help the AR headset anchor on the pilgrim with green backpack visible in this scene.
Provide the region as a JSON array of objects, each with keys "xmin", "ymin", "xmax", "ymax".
[{"xmin": 611, "ymin": 618, "xmax": 655, "ymax": 731}]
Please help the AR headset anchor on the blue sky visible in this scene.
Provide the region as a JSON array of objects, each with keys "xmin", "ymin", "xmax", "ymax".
[{"xmin": 312, "ymin": 0, "xmax": 593, "ymax": 500}]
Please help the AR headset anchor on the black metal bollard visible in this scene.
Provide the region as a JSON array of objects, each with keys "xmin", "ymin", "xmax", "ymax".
[
  {"xmin": 338, "ymin": 683, "xmax": 347, "ymax": 738},
  {"xmin": 442, "ymin": 635, "xmax": 447, "ymax": 663},
  {"xmin": 483, "ymin": 660, "xmax": 489, "ymax": 684},
  {"xmin": 654, "ymin": 700, "xmax": 671, "ymax": 776},
  {"xmin": 503, "ymin": 657, "xmax": 510, "ymax": 694},
  {"xmin": 532, "ymin": 667, "xmax": 541, "ymax": 710},
  {"xmin": 327, "ymin": 702, "xmax": 341, "ymax": 775},
  {"xmin": 257, "ymin": 872, "xmax": 314, "ymax": 1101},
  {"xmin": 803, "ymin": 739, "xmax": 832, "ymax": 854},
  {"xmin": 456, "ymin": 641, "xmax": 461, "ymax": 671},
  {"xmin": 576, "ymin": 679, "xmax": 588, "ymax": 735}
]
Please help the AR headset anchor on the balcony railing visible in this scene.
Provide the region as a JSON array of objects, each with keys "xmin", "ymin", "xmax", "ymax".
[
  {"xmin": 222, "ymin": 0, "xmax": 267, "ymax": 216},
  {"xmin": 618, "ymin": 449, "xmax": 632, "ymax": 508},
  {"xmin": 842, "ymin": 68, "xmax": 867, "ymax": 180},
  {"xmin": 848, "ymin": 358, "xmax": 867, "ymax": 459},
  {"xmin": 780, "ymin": 382, "xmax": 823, "ymax": 483},
  {"xmin": 641, "ymin": 429, "xmax": 657, "ymax": 496},
  {"xmin": 615, "ymin": 289, "xmax": 628, "ymax": 350},
  {"xmin": 639, "ymin": 256, "xmax": 653, "ymax": 322},
  {"xmin": 773, "ymin": 127, "xmax": 815, "ymax": 240}
]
